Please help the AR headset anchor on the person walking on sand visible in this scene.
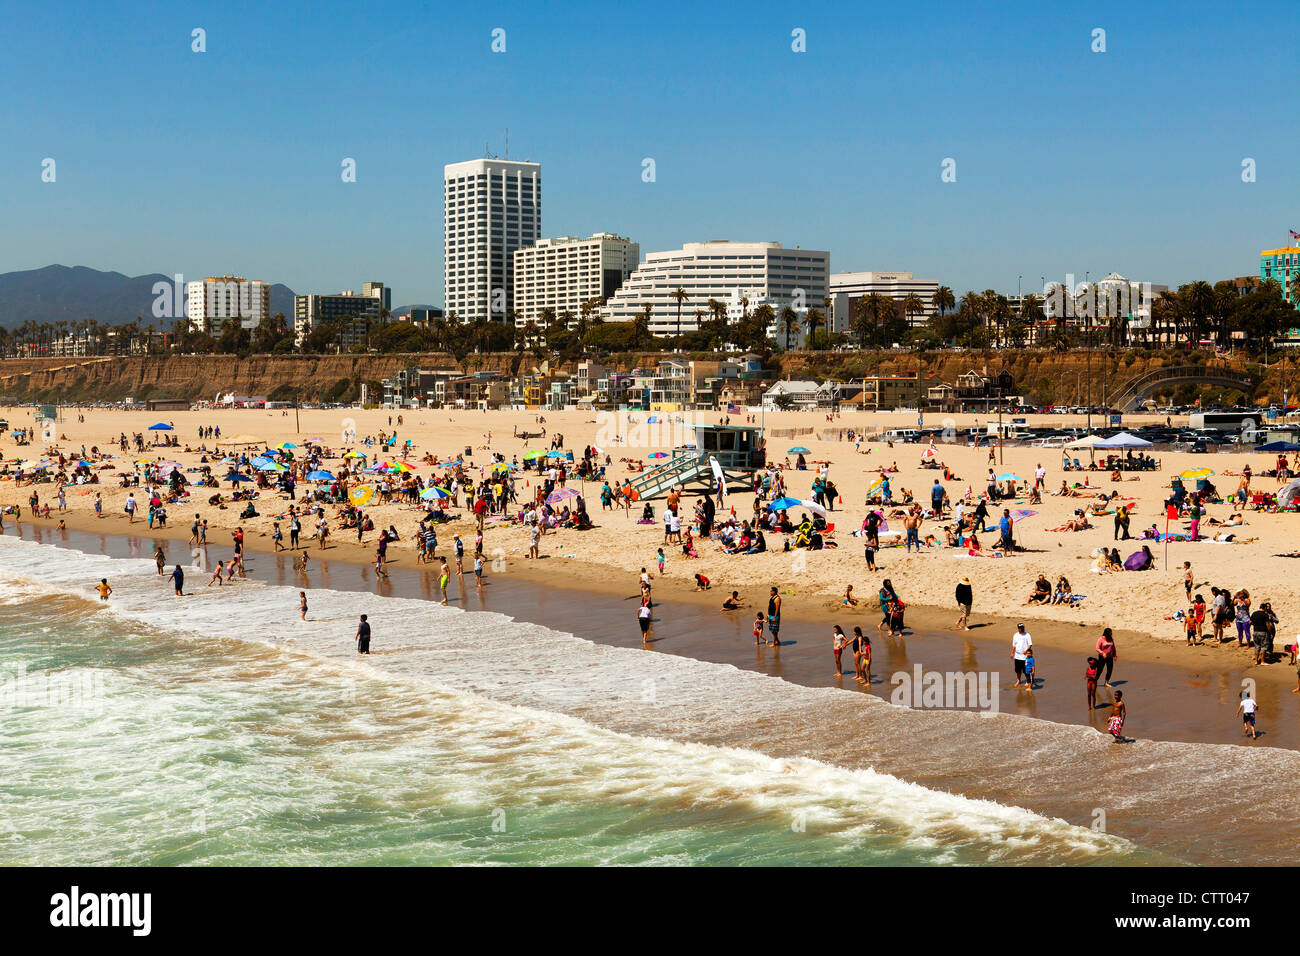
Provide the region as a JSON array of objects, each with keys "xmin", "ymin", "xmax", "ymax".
[
  {"xmin": 1236, "ymin": 692, "xmax": 1259, "ymax": 739},
  {"xmin": 1011, "ymin": 623, "xmax": 1033, "ymax": 690},
  {"xmin": 637, "ymin": 596, "xmax": 652, "ymax": 643},
  {"xmin": 125, "ymin": 493, "xmax": 137, "ymax": 524},
  {"xmin": 1085, "ymin": 656, "xmax": 1101, "ymax": 710},
  {"xmin": 955, "ymin": 576, "xmax": 973, "ymax": 630},
  {"xmin": 355, "ymin": 614, "xmax": 371, "ymax": 655},
  {"xmin": 1095, "ymin": 628, "xmax": 1117, "ymax": 686}
]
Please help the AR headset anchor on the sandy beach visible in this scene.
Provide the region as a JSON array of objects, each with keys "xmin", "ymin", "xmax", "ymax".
[{"xmin": 3, "ymin": 405, "xmax": 1295, "ymax": 647}]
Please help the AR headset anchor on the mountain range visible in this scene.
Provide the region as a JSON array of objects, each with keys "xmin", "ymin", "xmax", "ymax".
[{"xmin": 0, "ymin": 265, "xmax": 299, "ymax": 328}]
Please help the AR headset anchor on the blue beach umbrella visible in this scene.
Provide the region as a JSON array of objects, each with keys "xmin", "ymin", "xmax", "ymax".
[
  {"xmin": 306, "ymin": 470, "xmax": 335, "ymax": 482},
  {"xmin": 147, "ymin": 423, "xmax": 173, "ymax": 431},
  {"xmin": 787, "ymin": 446, "xmax": 811, "ymax": 454},
  {"xmin": 419, "ymin": 486, "xmax": 450, "ymax": 500},
  {"xmin": 767, "ymin": 496, "xmax": 802, "ymax": 510}
]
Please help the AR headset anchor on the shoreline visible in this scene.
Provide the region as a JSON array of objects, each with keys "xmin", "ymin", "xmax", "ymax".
[{"xmin": 11, "ymin": 508, "xmax": 1299, "ymax": 752}]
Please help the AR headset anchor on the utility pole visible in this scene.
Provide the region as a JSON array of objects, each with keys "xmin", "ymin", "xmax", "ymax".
[{"xmin": 294, "ymin": 388, "xmax": 301, "ymax": 434}]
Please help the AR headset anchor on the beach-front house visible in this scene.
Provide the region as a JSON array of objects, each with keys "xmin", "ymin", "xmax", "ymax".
[{"xmin": 762, "ymin": 379, "xmax": 821, "ymax": 410}]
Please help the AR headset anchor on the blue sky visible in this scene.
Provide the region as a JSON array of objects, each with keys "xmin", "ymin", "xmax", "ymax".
[{"xmin": 1, "ymin": 0, "xmax": 1296, "ymax": 307}]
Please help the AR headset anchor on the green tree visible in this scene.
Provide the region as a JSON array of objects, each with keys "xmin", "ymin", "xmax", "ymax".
[
  {"xmin": 670, "ymin": 287, "xmax": 687, "ymax": 342},
  {"xmin": 779, "ymin": 306, "xmax": 799, "ymax": 351}
]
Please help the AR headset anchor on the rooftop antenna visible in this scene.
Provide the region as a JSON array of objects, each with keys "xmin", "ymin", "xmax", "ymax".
[{"xmin": 504, "ymin": 128, "xmax": 509, "ymax": 159}]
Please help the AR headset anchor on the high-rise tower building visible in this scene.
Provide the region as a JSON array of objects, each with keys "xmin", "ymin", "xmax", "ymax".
[{"xmin": 444, "ymin": 158, "xmax": 541, "ymax": 323}]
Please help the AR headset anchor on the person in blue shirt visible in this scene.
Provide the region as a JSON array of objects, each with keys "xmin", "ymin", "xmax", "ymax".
[{"xmin": 998, "ymin": 509, "xmax": 1013, "ymax": 551}]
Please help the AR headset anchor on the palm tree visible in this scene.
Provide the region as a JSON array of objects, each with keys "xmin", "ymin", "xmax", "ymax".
[
  {"xmin": 805, "ymin": 308, "xmax": 825, "ymax": 349},
  {"xmin": 633, "ymin": 303, "xmax": 653, "ymax": 347},
  {"xmin": 1020, "ymin": 293, "xmax": 1044, "ymax": 345},
  {"xmin": 671, "ymin": 287, "xmax": 687, "ymax": 342},
  {"xmin": 850, "ymin": 296, "xmax": 873, "ymax": 348},
  {"xmin": 779, "ymin": 306, "xmax": 799, "ymax": 351},
  {"xmin": 901, "ymin": 293, "xmax": 924, "ymax": 331},
  {"xmin": 931, "ymin": 286, "xmax": 955, "ymax": 320},
  {"xmin": 1184, "ymin": 281, "xmax": 1216, "ymax": 347}
]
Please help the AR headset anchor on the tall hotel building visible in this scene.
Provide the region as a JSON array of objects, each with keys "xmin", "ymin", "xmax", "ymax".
[
  {"xmin": 512, "ymin": 233, "xmax": 640, "ymax": 327},
  {"xmin": 602, "ymin": 241, "xmax": 829, "ymax": 337},
  {"xmin": 444, "ymin": 158, "xmax": 541, "ymax": 323},
  {"xmin": 185, "ymin": 276, "xmax": 270, "ymax": 334}
]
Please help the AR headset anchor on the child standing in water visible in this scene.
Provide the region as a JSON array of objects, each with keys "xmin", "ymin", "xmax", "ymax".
[
  {"xmin": 299, "ymin": 591, "xmax": 308, "ymax": 621},
  {"xmin": 1085, "ymin": 656, "xmax": 1100, "ymax": 711},
  {"xmin": 1107, "ymin": 690, "xmax": 1129, "ymax": 743},
  {"xmin": 832, "ymin": 625, "xmax": 848, "ymax": 677},
  {"xmin": 855, "ymin": 628, "xmax": 871, "ymax": 685},
  {"xmin": 752, "ymin": 611, "xmax": 765, "ymax": 646}
]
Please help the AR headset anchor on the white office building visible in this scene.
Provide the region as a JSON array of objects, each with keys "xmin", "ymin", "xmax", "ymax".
[
  {"xmin": 185, "ymin": 276, "xmax": 270, "ymax": 334},
  {"xmin": 828, "ymin": 272, "xmax": 940, "ymax": 332},
  {"xmin": 602, "ymin": 241, "xmax": 830, "ymax": 338},
  {"xmin": 512, "ymin": 233, "xmax": 640, "ymax": 327},
  {"xmin": 443, "ymin": 158, "xmax": 541, "ymax": 324}
]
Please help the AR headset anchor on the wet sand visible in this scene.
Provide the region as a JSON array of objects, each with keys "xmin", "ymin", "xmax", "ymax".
[{"xmin": 9, "ymin": 518, "xmax": 1294, "ymax": 752}]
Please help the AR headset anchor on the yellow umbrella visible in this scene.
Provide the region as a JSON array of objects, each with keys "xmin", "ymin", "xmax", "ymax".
[
  {"xmin": 349, "ymin": 486, "xmax": 374, "ymax": 507},
  {"xmin": 344, "ymin": 450, "xmax": 366, "ymax": 459},
  {"xmin": 1180, "ymin": 468, "xmax": 1214, "ymax": 481}
]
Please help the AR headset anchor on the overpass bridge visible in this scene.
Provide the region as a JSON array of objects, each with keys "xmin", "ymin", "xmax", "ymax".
[{"xmin": 1108, "ymin": 364, "xmax": 1254, "ymax": 413}]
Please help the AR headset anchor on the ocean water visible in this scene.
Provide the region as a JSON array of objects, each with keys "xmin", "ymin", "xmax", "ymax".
[{"xmin": 0, "ymin": 536, "xmax": 1165, "ymax": 865}]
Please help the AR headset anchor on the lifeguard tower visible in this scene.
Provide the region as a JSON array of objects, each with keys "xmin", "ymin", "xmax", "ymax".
[{"xmin": 626, "ymin": 423, "xmax": 766, "ymax": 500}]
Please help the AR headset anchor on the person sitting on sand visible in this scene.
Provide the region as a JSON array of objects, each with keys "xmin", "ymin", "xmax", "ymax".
[
  {"xmin": 1051, "ymin": 576, "xmax": 1073, "ymax": 605},
  {"xmin": 693, "ymin": 573, "xmax": 711, "ymax": 591},
  {"xmin": 1025, "ymin": 574, "xmax": 1052, "ymax": 605},
  {"xmin": 1055, "ymin": 481, "xmax": 1078, "ymax": 497},
  {"xmin": 722, "ymin": 590, "xmax": 745, "ymax": 610},
  {"xmin": 843, "ymin": 585, "xmax": 859, "ymax": 607}
]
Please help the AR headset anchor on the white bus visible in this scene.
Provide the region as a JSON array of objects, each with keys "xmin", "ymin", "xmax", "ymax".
[{"xmin": 1187, "ymin": 411, "xmax": 1262, "ymax": 432}]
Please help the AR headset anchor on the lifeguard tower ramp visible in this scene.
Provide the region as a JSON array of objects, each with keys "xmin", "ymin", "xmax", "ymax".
[{"xmin": 626, "ymin": 424, "xmax": 764, "ymax": 500}]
